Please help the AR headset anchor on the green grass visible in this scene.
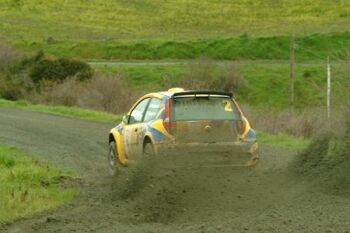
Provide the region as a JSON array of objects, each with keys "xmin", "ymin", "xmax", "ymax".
[
  {"xmin": 13, "ymin": 32, "xmax": 350, "ymax": 61},
  {"xmin": 0, "ymin": 99, "xmax": 121, "ymax": 122},
  {"xmin": 258, "ymin": 131, "xmax": 310, "ymax": 149},
  {"xmin": 1, "ymin": 1, "xmax": 350, "ymax": 60},
  {"xmin": 0, "ymin": 145, "xmax": 76, "ymax": 224},
  {"xmin": 94, "ymin": 60, "xmax": 350, "ymax": 109},
  {"xmin": 2, "ymin": 0, "xmax": 350, "ymax": 40},
  {"xmin": 41, "ymin": 32, "xmax": 350, "ymax": 61}
]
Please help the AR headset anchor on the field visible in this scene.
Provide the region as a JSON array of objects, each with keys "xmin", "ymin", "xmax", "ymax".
[
  {"xmin": 14, "ymin": 32, "xmax": 350, "ymax": 60},
  {"xmin": 94, "ymin": 60, "xmax": 350, "ymax": 109},
  {"xmin": 1, "ymin": 1, "xmax": 350, "ymax": 59},
  {"xmin": 1, "ymin": 0, "xmax": 350, "ymax": 110}
]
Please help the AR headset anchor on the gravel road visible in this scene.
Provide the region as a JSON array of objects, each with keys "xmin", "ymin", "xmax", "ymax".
[{"xmin": 0, "ymin": 107, "xmax": 349, "ymax": 233}]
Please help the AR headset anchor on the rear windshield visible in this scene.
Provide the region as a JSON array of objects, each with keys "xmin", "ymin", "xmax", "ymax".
[{"xmin": 173, "ymin": 97, "xmax": 241, "ymax": 121}]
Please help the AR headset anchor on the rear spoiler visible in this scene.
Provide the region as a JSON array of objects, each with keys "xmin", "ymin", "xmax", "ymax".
[{"xmin": 172, "ymin": 90, "xmax": 233, "ymax": 98}]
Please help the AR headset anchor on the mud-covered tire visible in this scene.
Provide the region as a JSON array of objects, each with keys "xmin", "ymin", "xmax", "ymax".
[
  {"xmin": 108, "ymin": 141, "xmax": 119, "ymax": 175},
  {"xmin": 143, "ymin": 141, "xmax": 155, "ymax": 158}
]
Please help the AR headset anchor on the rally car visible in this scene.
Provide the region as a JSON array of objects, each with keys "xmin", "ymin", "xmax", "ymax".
[{"xmin": 108, "ymin": 88, "xmax": 259, "ymax": 174}]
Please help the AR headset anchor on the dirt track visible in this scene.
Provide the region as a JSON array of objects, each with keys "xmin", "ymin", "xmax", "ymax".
[{"xmin": 0, "ymin": 107, "xmax": 349, "ymax": 233}]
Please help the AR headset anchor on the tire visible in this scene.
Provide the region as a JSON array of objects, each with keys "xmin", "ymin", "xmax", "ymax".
[
  {"xmin": 246, "ymin": 150, "xmax": 260, "ymax": 167},
  {"xmin": 143, "ymin": 141, "xmax": 155, "ymax": 158},
  {"xmin": 108, "ymin": 141, "xmax": 119, "ymax": 175}
]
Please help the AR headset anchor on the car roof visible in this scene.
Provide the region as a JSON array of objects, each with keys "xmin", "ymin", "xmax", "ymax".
[
  {"xmin": 142, "ymin": 88, "xmax": 233, "ymax": 101},
  {"xmin": 158, "ymin": 88, "xmax": 233, "ymax": 98}
]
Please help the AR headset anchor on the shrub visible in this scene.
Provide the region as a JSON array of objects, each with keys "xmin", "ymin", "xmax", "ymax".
[
  {"xmin": 7, "ymin": 51, "xmax": 93, "ymax": 83},
  {"xmin": 29, "ymin": 58, "xmax": 93, "ymax": 83},
  {"xmin": 27, "ymin": 73, "xmax": 141, "ymax": 114},
  {"xmin": 0, "ymin": 75, "xmax": 24, "ymax": 100}
]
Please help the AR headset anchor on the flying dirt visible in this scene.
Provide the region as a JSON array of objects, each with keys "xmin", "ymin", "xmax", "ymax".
[{"xmin": 0, "ymin": 107, "xmax": 349, "ymax": 233}]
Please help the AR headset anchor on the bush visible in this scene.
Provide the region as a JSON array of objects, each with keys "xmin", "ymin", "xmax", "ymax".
[
  {"xmin": 27, "ymin": 73, "xmax": 141, "ymax": 114},
  {"xmin": 29, "ymin": 57, "xmax": 93, "ymax": 83},
  {"xmin": 0, "ymin": 75, "xmax": 24, "ymax": 100},
  {"xmin": 8, "ymin": 51, "xmax": 93, "ymax": 83}
]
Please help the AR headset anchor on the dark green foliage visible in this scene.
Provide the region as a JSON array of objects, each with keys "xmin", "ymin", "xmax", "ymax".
[
  {"xmin": 29, "ymin": 58, "xmax": 93, "ymax": 83},
  {"xmin": 0, "ymin": 76, "xmax": 24, "ymax": 100},
  {"xmin": 0, "ymin": 153, "xmax": 16, "ymax": 168},
  {"xmin": 9, "ymin": 51, "xmax": 44, "ymax": 74},
  {"xmin": 9, "ymin": 51, "xmax": 93, "ymax": 83},
  {"xmin": 1, "ymin": 51, "xmax": 93, "ymax": 100}
]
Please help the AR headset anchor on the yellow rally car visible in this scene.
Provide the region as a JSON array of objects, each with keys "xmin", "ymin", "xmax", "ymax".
[{"xmin": 108, "ymin": 88, "xmax": 259, "ymax": 174}]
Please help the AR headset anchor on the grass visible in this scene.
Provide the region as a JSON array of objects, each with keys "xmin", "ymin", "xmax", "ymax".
[
  {"xmin": 1, "ymin": 0, "xmax": 350, "ymax": 40},
  {"xmin": 1, "ymin": 1, "xmax": 350, "ymax": 60},
  {"xmin": 94, "ymin": 60, "xmax": 350, "ymax": 109},
  {"xmin": 0, "ymin": 99, "xmax": 121, "ymax": 122},
  {"xmin": 258, "ymin": 131, "xmax": 310, "ymax": 149},
  {"xmin": 0, "ymin": 145, "xmax": 76, "ymax": 224},
  {"xmin": 12, "ymin": 32, "xmax": 350, "ymax": 61}
]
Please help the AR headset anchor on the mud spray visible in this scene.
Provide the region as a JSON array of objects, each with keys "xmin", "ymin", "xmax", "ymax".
[{"xmin": 293, "ymin": 121, "xmax": 350, "ymax": 197}]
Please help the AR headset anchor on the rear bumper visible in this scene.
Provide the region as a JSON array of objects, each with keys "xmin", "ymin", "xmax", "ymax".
[{"xmin": 156, "ymin": 140, "xmax": 259, "ymax": 167}]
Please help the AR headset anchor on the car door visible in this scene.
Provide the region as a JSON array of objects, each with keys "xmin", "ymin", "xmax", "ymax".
[
  {"xmin": 132, "ymin": 97, "xmax": 164, "ymax": 158},
  {"xmin": 123, "ymin": 98, "xmax": 150, "ymax": 160},
  {"xmin": 137, "ymin": 97, "xmax": 163, "ymax": 147}
]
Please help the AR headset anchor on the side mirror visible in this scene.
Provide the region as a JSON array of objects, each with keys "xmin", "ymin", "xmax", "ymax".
[{"xmin": 122, "ymin": 115, "xmax": 130, "ymax": 124}]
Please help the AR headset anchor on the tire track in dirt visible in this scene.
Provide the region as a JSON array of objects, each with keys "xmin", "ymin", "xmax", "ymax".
[{"xmin": 1, "ymin": 107, "xmax": 349, "ymax": 233}]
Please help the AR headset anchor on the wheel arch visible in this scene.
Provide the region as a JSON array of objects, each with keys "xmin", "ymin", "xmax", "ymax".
[
  {"xmin": 143, "ymin": 135, "xmax": 153, "ymax": 146},
  {"xmin": 109, "ymin": 133, "xmax": 115, "ymax": 143},
  {"xmin": 109, "ymin": 128, "xmax": 127, "ymax": 165},
  {"xmin": 143, "ymin": 134, "xmax": 158, "ymax": 155}
]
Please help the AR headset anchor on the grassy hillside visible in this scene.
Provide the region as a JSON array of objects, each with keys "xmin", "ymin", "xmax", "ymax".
[
  {"xmin": 25, "ymin": 32, "xmax": 350, "ymax": 60},
  {"xmin": 1, "ymin": 1, "xmax": 350, "ymax": 59},
  {"xmin": 1, "ymin": 0, "xmax": 350, "ymax": 40},
  {"xmin": 94, "ymin": 60, "xmax": 350, "ymax": 109}
]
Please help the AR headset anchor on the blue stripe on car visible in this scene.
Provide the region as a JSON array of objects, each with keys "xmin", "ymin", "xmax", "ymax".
[
  {"xmin": 246, "ymin": 129, "xmax": 256, "ymax": 139},
  {"xmin": 116, "ymin": 124, "xmax": 123, "ymax": 134},
  {"xmin": 148, "ymin": 126, "xmax": 166, "ymax": 141}
]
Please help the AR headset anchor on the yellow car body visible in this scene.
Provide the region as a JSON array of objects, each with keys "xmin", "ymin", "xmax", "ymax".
[{"xmin": 108, "ymin": 88, "xmax": 259, "ymax": 172}]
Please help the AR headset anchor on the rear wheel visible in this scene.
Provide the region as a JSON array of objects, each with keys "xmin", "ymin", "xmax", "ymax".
[
  {"xmin": 246, "ymin": 150, "xmax": 260, "ymax": 167},
  {"xmin": 108, "ymin": 141, "xmax": 119, "ymax": 175},
  {"xmin": 143, "ymin": 141, "xmax": 155, "ymax": 158}
]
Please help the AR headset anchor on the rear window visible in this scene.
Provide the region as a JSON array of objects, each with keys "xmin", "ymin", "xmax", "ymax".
[{"xmin": 173, "ymin": 97, "xmax": 241, "ymax": 121}]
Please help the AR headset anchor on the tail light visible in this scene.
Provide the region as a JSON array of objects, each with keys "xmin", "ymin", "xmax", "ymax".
[{"xmin": 163, "ymin": 99, "xmax": 172, "ymax": 134}]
